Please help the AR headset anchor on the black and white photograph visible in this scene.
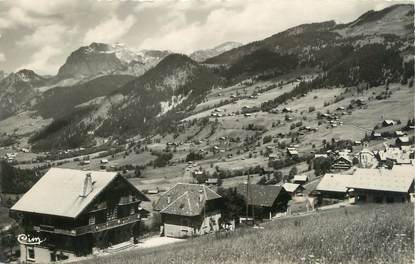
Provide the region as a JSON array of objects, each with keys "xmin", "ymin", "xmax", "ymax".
[{"xmin": 0, "ymin": 0, "xmax": 414, "ymax": 263}]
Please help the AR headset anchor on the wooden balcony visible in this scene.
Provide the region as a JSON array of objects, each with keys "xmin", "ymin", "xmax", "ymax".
[{"xmin": 35, "ymin": 213, "xmax": 141, "ymax": 236}]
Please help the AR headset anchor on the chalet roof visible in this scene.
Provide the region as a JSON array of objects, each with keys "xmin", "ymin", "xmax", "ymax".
[
  {"xmin": 334, "ymin": 155, "xmax": 352, "ymax": 164},
  {"xmin": 236, "ymin": 184, "xmax": 284, "ymax": 207},
  {"xmin": 347, "ymin": 167, "xmax": 415, "ymax": 193},
  {"xmin": 397, "ymin": 136, "xmax": 410, "ymax": 143},
  {"xmin": 11, "ymin": 168, "xmax": 148, "ymax": 218},
  {"xmin": 383, "ymin": 120, "xmax": 395, "ymax": 125},
  {"xmin": 153, "ymin": 183, "xmax": 221, "ymax": 216},
  {"xmin": 293, "ymin": 174, "xmax": 308, "ymax": 182},
  {"xmin": 281, "ymin": 183, "xmax": 301, "ymax": 193},
  {"xmin": 316, "ymin": 173, "xmax": 353, "ymax": 193}
]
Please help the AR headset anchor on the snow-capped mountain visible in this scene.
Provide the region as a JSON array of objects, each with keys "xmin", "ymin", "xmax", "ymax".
[
  {"xmin": 190, "ymin": 41, "xmax": 242, "ymax": 62},
  {"xmin": 57, "ymin": 42, "xmax": 171, "ymax": 79}
]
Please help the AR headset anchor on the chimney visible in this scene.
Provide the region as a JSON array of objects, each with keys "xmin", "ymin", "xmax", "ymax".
[{"xmin": 80, "ymin": 173, "xmax": 93, "ymax": 197}]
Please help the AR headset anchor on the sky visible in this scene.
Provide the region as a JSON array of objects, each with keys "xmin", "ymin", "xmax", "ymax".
[{"xmin": 0, "ymin": 0, "xmax": 411, "ymax": 75}]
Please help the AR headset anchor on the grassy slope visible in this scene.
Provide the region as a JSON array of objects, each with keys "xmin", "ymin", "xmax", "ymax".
[{"xmin": 79, "ymin": 204, "xmax": 413, "ymax": 264}]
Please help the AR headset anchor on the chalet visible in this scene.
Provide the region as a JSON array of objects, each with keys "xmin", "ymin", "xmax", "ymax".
[
  {"xmin": 282, "ymin": 107, "xmax": 293, "ymax": 113},
  {"xmin": 347, "ymin": 167, "xmax": 415, "ymax": 204},
  {"xmin": 395, "ymin": 131, "xmax": 405, "ymax": 137},
  {"xmin": 382, "ymin": 120, "xmax": 396, "ymax": 127},
  {"xmin": 281, "ymin": 183, "xmax": 304, "ymax": 197},
  {"xmin": 293, "ymin": 174, "xmax": 308, "ymax": 184},
  {"xmin": 10, "ymin": 168, "xmax": 149, "ymax": 263},
  {"xmin": 376, "ymin": 147, "xmax": 412, "ymax": 167},
  {"xmin": 331, "ymin": 156, "xmax": 353, "ymax": 170},
  {"xmin": 396, "ymin": 136, "xmax": 411, "ymax": 147},
  {"xmin": 153, "ymin": 183, "xmax": 222, "ymax": 238},
  {"xmin": 236, "ymin": 184, "xmax": 290, "ymax": 220},
  {"xmin": 315, "ymin": 173, "xmax": 353, "ymax": 199},
  {"xmin": 286, "ymin": 148, "xmax": 299, "ymax": 157}
]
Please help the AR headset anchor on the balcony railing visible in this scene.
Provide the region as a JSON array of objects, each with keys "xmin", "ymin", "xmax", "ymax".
[{"xmin": 35, "ymin": 213, "xmax": 141, "ymax": 236}]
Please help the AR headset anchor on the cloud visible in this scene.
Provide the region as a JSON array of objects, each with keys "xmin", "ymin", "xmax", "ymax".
[
  {"xmin": 83, "ymin": 15, "xmax": 137, "ymax": 45},
  {"xmin": 0, "ymin": 0, "xmax": 409, "ymax": 74},
  {"xmin": 0, "ymin": 53, "xmax": 5, "ymax": 62},
  {"xmin": 17, "ymin": 24, "xmax": 68, "ymax": 47},
  {"xmin": 136, "ymin": 0, "xmax": 405, "ymax": 53},
  {"xmin": 18, "ymin": 46, "xmax": 60, "ymax": 74}
]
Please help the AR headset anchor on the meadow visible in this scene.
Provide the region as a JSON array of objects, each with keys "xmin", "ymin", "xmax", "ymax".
[{"xmin": 79, "ymin": 203, "xmax": 414, "ymax": 264}]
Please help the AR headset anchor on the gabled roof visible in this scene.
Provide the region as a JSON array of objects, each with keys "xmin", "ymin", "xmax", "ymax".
[
  {"xmin": 10, "ymin": 168, "xmax": 148, "ymax": 218},
  {"xmin": 397, "ymin": 136, "xmax": 410, "ymax": 143},
  {"xmin": 347, "ymin": 167, "xmax": 415, "ymax": 193},
  {"xmin": 281, "ymin": 183, "xmax": 301, "ymax": 193},
  {"xmin": 236, "ymin": 184, "xmax": 284, "ymax": 207},
  {"xmin": 153, "ymin": 183, "xmax": 221, "ymax": 216},
  {"xmin": 334, "ymin": 155, "xmax": 352, "ymax": 164},
  {"xmin": 316, "ymin": 173, "xmax": 353, "ymax": 193}
]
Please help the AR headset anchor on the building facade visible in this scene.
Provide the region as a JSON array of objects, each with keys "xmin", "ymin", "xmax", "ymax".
[
  {"xmin": 10, "ymin": 168, "xmax": 149, "ymax": 263},
  {"xmin": 153, "ymin": 183, "xmax": 222, "ymax": 238}
]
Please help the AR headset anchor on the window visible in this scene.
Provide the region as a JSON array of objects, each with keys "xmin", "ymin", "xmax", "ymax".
[
  {"xmin": 27, "ymin": 247, "xmax": 35, "ymax": 261},
  {"xmin": 130, "ymin": 206, "xmax": 135, "ymax": 215},
  {"xmin": 106, "ymin": 208, "xmax": 118, "ymax": 220},
  {"xmin": 89, "ymin": 215, "xmax": 96, "ymax": 225}
]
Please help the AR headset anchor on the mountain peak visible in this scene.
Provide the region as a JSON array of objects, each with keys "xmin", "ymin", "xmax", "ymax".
[
  {"xmin": 336, "ymin": 4, "xmax": 414, "ymax": 37},
  {"xmin": 15, "ymin": 69, "xmax": 43, "ymax": 82},
  {"xmin": 57, "ymin": 43, "xmax": 171, "ymax": 79}
]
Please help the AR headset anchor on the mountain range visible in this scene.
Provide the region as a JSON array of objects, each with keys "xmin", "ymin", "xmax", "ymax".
[
  {"xmin": 190, "ymin": 42, "xmax": 242, "ymax": 62},
  {"xmin": 0, "ymin": 4, "xmax": 413, "ymax": 151}
]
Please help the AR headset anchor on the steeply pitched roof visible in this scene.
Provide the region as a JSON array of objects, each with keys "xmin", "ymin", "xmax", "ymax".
[
  {"xmin": 11, "ymin": 168, "xmax": 148, "ymax": 218},
  {"xmin": 281, "ymin": 183, "xmax": 301, "ymax": 193},
  {"xmin": 153, "ymin": 183, "xmax": 221, "ymax": 216},
  {"xmin": 236, "ymin": 184, "xmax": 284, "ymax": 207},
  {"xmin": 316, "ymin": 173, "xmax": 353, "ymax": 193},
  {"xmin": 347, "ymin": 167, "xmax": 415, "ymax": 193}
]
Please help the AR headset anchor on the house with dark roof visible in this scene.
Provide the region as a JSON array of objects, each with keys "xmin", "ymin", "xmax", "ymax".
[
  {"xmin": 10, "ymin": 168, "xmax": 149, "ymax": 263},
  {"xmin": 331, "ymin": 156, "xmax": 353, "ymax": 170},
  {"xmin": 153, "ymin": 183, "xmax": 222, "ymax": 238},
  {"xmin": 236, "ymin": 184, "xmax": 290, "ymax": 220}
]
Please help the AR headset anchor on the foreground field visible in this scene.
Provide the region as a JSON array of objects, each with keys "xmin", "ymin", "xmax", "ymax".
[{"xmin": 79, "ymin": 204, "xmax": 414, "ymax": 264}]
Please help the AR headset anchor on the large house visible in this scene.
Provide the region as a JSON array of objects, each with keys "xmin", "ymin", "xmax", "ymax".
[
  {"xmin": 153, "ymin": 183, "xmax": 222, "ymax": 238},
  {"xmin": 315, "ymin": 173, "xmax": 354, "ymax": 199},
  {"xmin": 236, "ymin": 184, "xmax": 290, "ymax": 220},
  {"xmin": 10, "ymin": 168, "xmax": 149, "ymax": 263},
  {"xmin": 347, "ymin": 167, "xmax": 415, "ymax": 203},
  {"xmin": 331, "ymin": 156, "xmax": 353, "ymax": 170}
]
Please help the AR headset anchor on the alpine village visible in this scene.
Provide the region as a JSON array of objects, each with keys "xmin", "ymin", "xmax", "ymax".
[{"xmin": 0, "ymin": 3, "xmax": 414, "ymax": 264}]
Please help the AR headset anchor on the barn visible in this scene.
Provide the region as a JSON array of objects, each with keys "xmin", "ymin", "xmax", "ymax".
[{"xmin": 236, "ymin": 184, "xmax": 290, "ymax": 220}]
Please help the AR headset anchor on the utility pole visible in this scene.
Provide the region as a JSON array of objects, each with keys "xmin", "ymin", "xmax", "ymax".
[{"xmin": 245, "ymin": 173, "xmax": 250, "ymax": 225}]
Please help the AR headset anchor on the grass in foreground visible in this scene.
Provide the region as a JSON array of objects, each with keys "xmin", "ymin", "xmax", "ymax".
[{"xmin": 81, "ymin": 203, "xmax": 414, "ymax": 264}]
